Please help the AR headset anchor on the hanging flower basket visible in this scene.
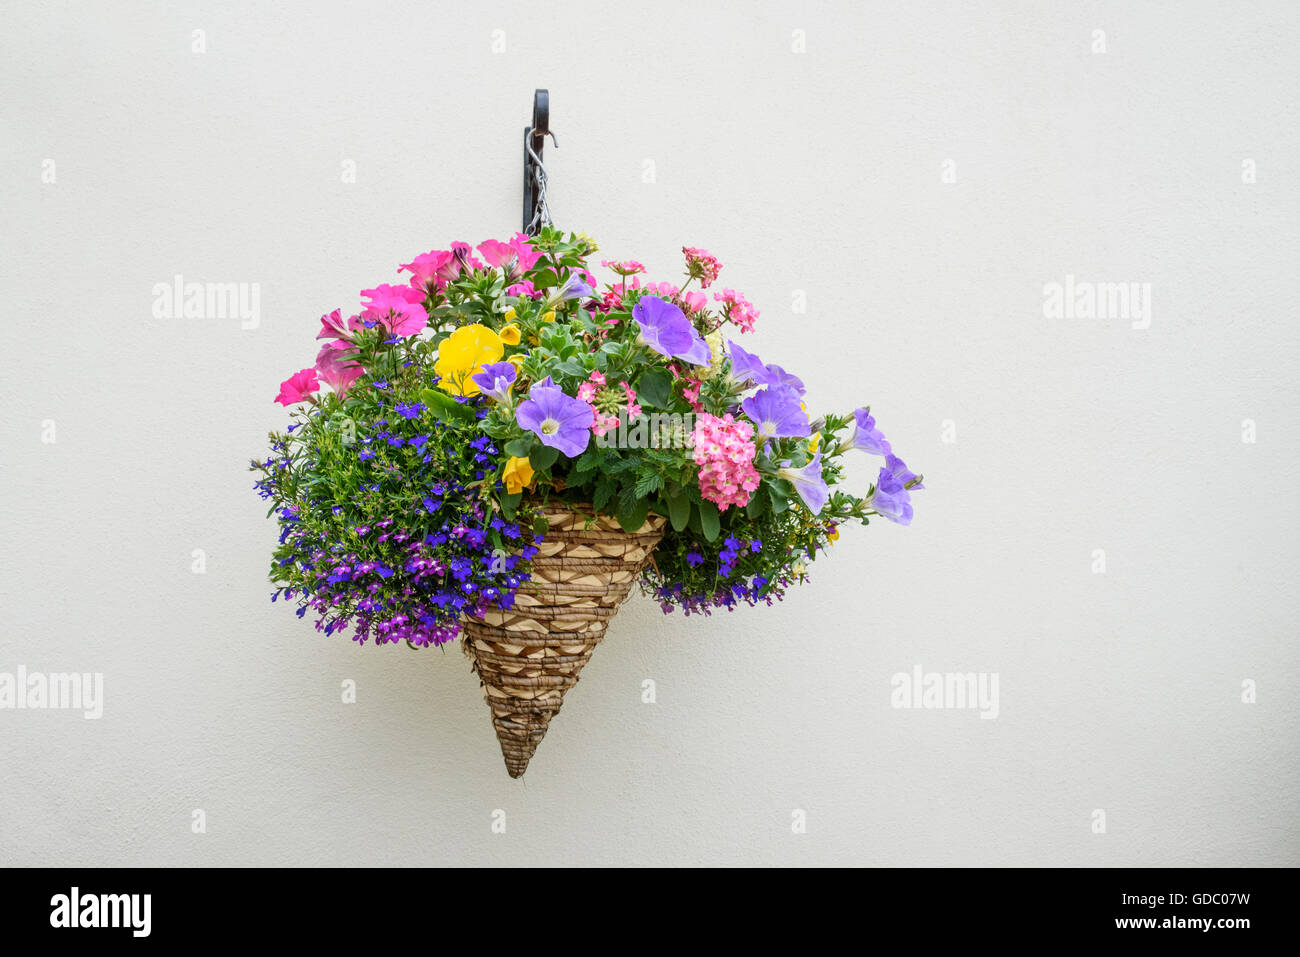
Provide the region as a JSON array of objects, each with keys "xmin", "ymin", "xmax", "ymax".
[
  {"xmin": 463, "ymin": 502, "xmax": 666, "ymax": 776},
  {"xmin": 252, "ymin": 229, "xmax": 924, "ymax": 777}
]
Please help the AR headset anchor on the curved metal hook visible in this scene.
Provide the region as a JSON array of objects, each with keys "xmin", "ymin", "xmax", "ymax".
[{"xmin": 523, "ymin": 88, "xmax": 556, "ymax": 235}]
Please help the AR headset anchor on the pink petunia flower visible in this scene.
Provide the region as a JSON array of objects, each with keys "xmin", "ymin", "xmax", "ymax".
[
  {"xmin": 476, "ymin": 239, "xmax": 516, "ymax": 269},
  {"xmin": 275, "ymin": 368, "xmax": 320, "ymax": 406},
  {"xmin": 509, "ymin": 232, "xmax": 543, "ymax": 272},
  {"xmin": 360, "ymin": 284, "xmax": 428, "ymax": 337},
  {"xmin": 398, "ymin": 250, "xmax": 458, "ymax": 290},
  {"xmin": 315, "ymin": 344, "xmax": 363, "ymax": 399}
]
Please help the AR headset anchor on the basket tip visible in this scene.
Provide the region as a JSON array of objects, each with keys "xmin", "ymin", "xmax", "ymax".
[{"xmin": 506, "ymin": 760, "xmax": 529, "ymax": 778}]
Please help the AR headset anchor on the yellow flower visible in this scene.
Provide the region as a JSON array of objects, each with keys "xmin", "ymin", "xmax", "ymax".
[
  {"xmin": 434, "ymin": 325, "xmax": 503, "ymax": 396},
  {"xmin": 502, "ymin": 456, "xmax": 535, "ymax": 494},
  {"xmin": 499, "ymin": 324, "xmax": 521, "ymax": 346},
  {"xmin": 542, "ymin": 310, "xmax": 556, "ymax": 323},
  {"xmin": 808, "ymin": 432, "xmax": 821, "ymax": 454},
  {"xmin": 503, "ymin": 307, "xmax": 517, "ymax": 323},
  {"xmin": 507, "ymin": 354, "xmax": 526, "ymax": 369},
  {"xmin": 826, "ymin": 527, "xmax": 839, "ymax": 543}
]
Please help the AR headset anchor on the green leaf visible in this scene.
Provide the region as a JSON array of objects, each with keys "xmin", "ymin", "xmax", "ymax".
[
  {"xmin": 533, "ymin": 514, "xmax": 550, "ymax": 537},
  {"xmin": 746, "ymin": 488, "xmax": 769, "ymax": 519},
  {"xmin": 556, "ymin": 358, "xmax": 588, "ymax": 379},
  {"xmin": 420, "ymin": 388, "xmax": 476, "ymax": 424},
  {"xmin": 529, "ymin": 444, "xmax": 559, "ymax": 471},
  {"xmin": 637, "ymin": 368, "xmax": 672, "ymax": 410},
  {"xmin": 532, "ymin": 268, "xmax": 560, "ymax": 289},
  {"xmin": 500, "ymin": 491, "xmax": 521, "ymax": 520},
  {"xmin": 617, "ymin": 495, "xmax": 650, "ymax": 533},
  {"xmin": 504, "ymin": 437, "xmax": 533, "ymax": 458},
  {"xmin": 768, "ymin": 483, "xmax": 790, "ymax": 515},
  {"xmin": 688, "ymin": 503, "xmax": 704, "ymax": 535},
  {"xmin": 593, "ymin": 477, "xmax": 616, "ymax": 513},
  {"xmin": 633, "ymin": 470, "xmax": 664, "ymax": 497},
  {"xmin": 667, "ymin": 490, "xmax": 691, "ymax": 532},
  {"xmin": 572, "ymin": 450, "xmax": 601, "ymax": 474},
  {"xmin": 698, "ymin": 499, "xmax": 720, "ymax": 542}
]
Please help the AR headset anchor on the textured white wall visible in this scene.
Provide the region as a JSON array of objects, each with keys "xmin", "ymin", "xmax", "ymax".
[{"xmin": 2, "ymin": 0, "xmax": 1297, "ymax": 866}]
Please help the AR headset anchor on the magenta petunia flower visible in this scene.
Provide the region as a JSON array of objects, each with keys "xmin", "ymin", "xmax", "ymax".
[
  {"xmin": 509, "ymin": 232, "xmax": 543, "ymax": 272},
  {"xmin": 515, "ymin": 380, "xmax": 594, "ymax": 457},
  {"xmin": 398, "ymin": 249, "xmax": 458, "ymax": 289},
  {"xmin": 476, "ymin": 239, "xmax": 516, "ymax": 269},
  {"xmin": 315, "ymin": 344, "xmax": 363, "ymax": 399},
  {"xmin": 360, "ymin": 284, "xmax": 428, "ymax": 337},
  {"xmin": 742, "ymin": 386, "xmax": 810, "ymax": 441},
  {"xmin": 275, "ymin": 368, "xmax": 320, "ymax": 406}
]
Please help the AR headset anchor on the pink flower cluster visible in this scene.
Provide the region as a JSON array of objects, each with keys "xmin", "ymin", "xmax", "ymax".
[
  {"xmin": 601, "ymin": 259, "xmax": 645, "ymax": 276},
  {"xmin": 277, "ymin": 235, "xmax": 545, "ymax": 406},
  {"xmin": 399, "ymin": 235, "xmax": 540, "ymax": 294},
  {"xmin": 577, "ymin": 371, "xmax": 641, "ymax": 436},
  {"xmin": 713, "ymin": 288, "xmax": 759, "ymax": 333},
  {"xmin": 691, "ymin": 413, "xmax": 760, "ymax": 511},
  {"xmin": 683, "ymin": 247, "xmax": 722, "ymax": 288}
]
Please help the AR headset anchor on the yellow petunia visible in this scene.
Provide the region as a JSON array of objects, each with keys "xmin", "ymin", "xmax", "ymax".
[
  {"xmin": 502, "ymin": 456, "xmax": 535, "ymax": 494},
  {"xmin": 808, "ymin": 432, "xmax": 820, "ymax": 454},
  {"xmin": 499, "ymin": 324, "xmax": 521, "ymax": 346},
  {"xmin": 503, "ymin": 307, "xmax": 517, "ymax": 323},
  {"xmin": 434, "ymin": 324, "xmax": 503, "ymax": 396},
  {"xmin": 542, "ymin": 310, "xmax": 556, "ymax": 323}
]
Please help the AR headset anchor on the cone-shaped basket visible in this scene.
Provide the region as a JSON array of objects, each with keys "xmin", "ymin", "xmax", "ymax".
[{"xmin": 462, "ymin": 503, "xmax": 666, "ymax": 777}]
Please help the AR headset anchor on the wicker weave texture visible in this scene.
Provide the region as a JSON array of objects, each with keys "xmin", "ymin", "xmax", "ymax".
[{"xmin": 463, "ymin": 504, "xmax": 666, "ymax": 777}]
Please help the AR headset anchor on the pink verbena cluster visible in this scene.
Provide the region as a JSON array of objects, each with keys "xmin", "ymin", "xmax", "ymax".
[
  {"xmin": 691, "ymin": 413, "xmax": 760, "ymax": 511},
  {"xmin": 713, "ymin": 288, "xmax": 759, "ymax": 333},
  {"xmin": 600, "ymin": 259, "xmax": 646, "ymax": 276},
  {"xmin": 683, "ymin": 246, "xmax": 722, "ymax": 288}
]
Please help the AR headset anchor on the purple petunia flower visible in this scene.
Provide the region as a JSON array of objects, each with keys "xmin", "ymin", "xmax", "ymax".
[
  {"xmin": 726, "ymin": 340, "xmax": 806, "ymax": 394},
  {"xmin": 633, "ymin": 296, "xmax": 712, "ymax": 366},
  {"xmin": 470, "ymin": 361, "xmax": 517, "ymax": 403},
  {"xmin": 726, "ymin": 340, "xmax": 768, "ymax": 385},
  {"xmin": 847, "ymin": 408, "xmax": 891, "ymax": 456},
  {"xmin": 777, "ymin": 452, "xmax": 829, "ymax": 514},
  {"xmin": 883, "ymin": 452, "xmax": 924, "ymax": 490},
  {"xmin": 742, "ymin": 386, "xmax": 810, "ymax": 441},
  {"xmin": 761, "ymin": 363, "xmax": 805, "ymax": 395},
  {"xmin": 560, "ymin": 272, "xmax": 594, "ymax": 300},
  {"xmin": 868, "ymin": 465, "xmax": 914, "ymax": 525},
  {"xmin": 515, "ymin": 381, "xmax": 594, "ymax": 457}
]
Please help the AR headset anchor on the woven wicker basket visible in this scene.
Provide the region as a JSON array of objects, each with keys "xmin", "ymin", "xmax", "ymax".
[{"xmin": 462, "ymin": 502, "xmax": 667, "ymax": 777}]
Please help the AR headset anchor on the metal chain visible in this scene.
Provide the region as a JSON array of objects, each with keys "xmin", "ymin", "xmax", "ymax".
[{"xmin": 525, "ymin": 133, "xmax": 554, "ymax": 235}]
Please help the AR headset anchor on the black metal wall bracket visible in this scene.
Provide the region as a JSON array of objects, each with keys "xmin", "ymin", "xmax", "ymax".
[{"xmin": 522, "ymin": 89, "xmax": 556, "ymax": 235}]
